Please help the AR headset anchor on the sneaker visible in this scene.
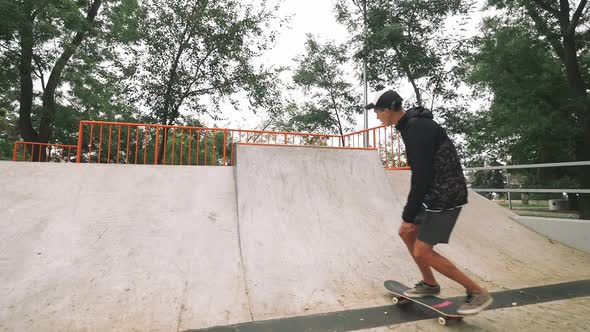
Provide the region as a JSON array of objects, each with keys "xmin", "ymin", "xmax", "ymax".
[
  {"xmin": 457, "ymin": 291, "xmax": 493, "ymax": 315},
  {"xmin": 402, "ymin": 281, "xmax": 441, "ymax": 298}
]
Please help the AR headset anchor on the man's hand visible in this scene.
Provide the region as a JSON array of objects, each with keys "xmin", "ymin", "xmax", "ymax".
[{"xmin": 398, "ymin": 221, "xmax": 417, "ymax": 238}]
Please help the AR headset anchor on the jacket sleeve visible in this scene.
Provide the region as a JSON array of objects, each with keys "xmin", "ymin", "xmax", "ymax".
[{"xmin": 402, "ymin": 120, "xmax": 438, "ymax": 223}]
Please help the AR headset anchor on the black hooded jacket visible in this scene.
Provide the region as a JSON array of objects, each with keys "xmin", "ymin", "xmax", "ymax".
[{"xmin": 395, "ymin": 107, "xmax": 468, "ymax": 223}]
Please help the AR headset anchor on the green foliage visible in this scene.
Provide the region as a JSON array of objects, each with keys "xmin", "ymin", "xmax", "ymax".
[
  {"xmin": 273, "ymin": 102, "xmax": 339, "ymax": 134},
  {"xmin": 0, "ymin": 108, "xmax": 18, "ymax": 160},
  {"xmin": 461, "ymin": 6, "xmax": 587, "ymax": 213},
  {"xmin": 160, "ymin": 129, "xmax": 232, "ymax": 166},
  {"xmin": 1, "ymin": 0, "xmax": 283, "ymax": 159},
  {"xmin": 135, "ymin": 0, "xmax": 284, "ymax": 127},
  {"xmin": 336, "ymin": 0, "xmax": 472, "ymax": 108},
  {"xmin": 287, "ymin": 35, "xmax": 361, "ymax": 137},
  {"xmin": 0, "ymin": 0, "xmax": 143, "ymax": 147},
  {"xmin": 464, "ymin": 20, "xmax": 579, "ymax": 164}
]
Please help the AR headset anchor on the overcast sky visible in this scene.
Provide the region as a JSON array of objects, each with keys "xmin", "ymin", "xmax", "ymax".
[{"xmin": 261, "ymin": 0, "xmax": 350, "ymax": 67}]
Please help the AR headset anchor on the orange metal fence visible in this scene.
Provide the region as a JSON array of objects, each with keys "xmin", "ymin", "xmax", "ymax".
[
  {"xmin": 12, "ymin": 120, "xmax": 409, "ymax": 169},
  {"xmin": 75, "ymin": 121, "xmax": 344, "ymax": 166},
  {"xmin": 341, "ymin": 126, "xmax": 408, "ymax": 169},
  {"xmin": 13, "ymin": 142, "xmax": 77, "ymax": 162}
]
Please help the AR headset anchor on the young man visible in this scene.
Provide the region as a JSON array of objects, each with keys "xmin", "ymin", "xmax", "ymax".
[{"xmin": 366, "ymin": 89, "xmax": 493, "ymax": 314}]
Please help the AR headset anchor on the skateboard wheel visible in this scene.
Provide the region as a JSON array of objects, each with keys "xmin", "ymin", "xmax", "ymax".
[
  {"xmin": 438, "ymin": 317, "xmax": 447, "ymax": 326},
  {"xmin": 392, "ymin": 296, "xmax": 408, "ymax": 305}
]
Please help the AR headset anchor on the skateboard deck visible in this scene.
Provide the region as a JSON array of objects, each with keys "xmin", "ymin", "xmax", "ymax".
[{"xmin": 384, "ymin": 280, "xmax": 469, "ymax": 325}]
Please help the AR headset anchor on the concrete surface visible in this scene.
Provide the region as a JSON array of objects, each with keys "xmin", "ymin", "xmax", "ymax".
[
  {"xmin": 183, "ymin": 280, "xmax": 590, "ymax": 332},
  {"xmin": 1, "ymin": 147, "xmax": 590, "ymax": 332},
  {"xmin": 359, "ymin": 297, "xmax": 590, "ymax": 331},
  {"xmin": 513, "ymin": 216, "xmax": 590, "ymax": 253},
  {"xmin": 234, "ymin": 145, "xmax": 410, "ymax": 320},
  {"xmin": 0, "ymin": 162, "xmax": 248, "ymax": 331}
]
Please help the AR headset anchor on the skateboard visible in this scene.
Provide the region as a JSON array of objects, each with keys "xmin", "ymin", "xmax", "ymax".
[{"xmin": 384, "ymin": 280, "xmax": 469, "ymax": 326}]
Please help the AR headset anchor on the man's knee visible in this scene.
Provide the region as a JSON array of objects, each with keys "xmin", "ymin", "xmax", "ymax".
[
  {"xmin": 398, "ymin": 223, "xmax": 417, "ymax": 239},
  {"xmin": 413, "ymin": 242, "xmax": 434, "ymax": 261},
  {"xmin": 398, "ymin": 229, "xmax": 410, "ymax": 239},
  {"xmin": 399, "ymin": 231, "xmax": 416, "ymax": 246}
]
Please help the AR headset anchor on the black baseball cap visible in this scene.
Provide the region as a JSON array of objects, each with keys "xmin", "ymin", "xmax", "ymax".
[{"xmin": 365, "ymin": 89, "xmax": 403, "ymax": 110}]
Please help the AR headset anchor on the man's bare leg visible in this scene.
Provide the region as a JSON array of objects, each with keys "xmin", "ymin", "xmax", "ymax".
[
  {"xmin": 413, "ymin": 240, "xmax": 486, "ymax": 294},
  {"xmin": 398, "ymin": 223, "xmax": 437, "ymax": 285}
]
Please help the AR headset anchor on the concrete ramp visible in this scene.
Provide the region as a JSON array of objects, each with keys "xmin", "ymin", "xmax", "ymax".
[
  {"xmin": 0, "ymin": 163, "xmax": 248, "ymax": 331},
  {"xmin": 513, "ymin": 216, "xmax": 590, "ymax": 253},
  {"xmin": 2, "ymin": 147, "xmax": 590, "ymax": 331},
  {"xmin": 234, "ymin": 145, "xmax": 413, "ymax": 320}
]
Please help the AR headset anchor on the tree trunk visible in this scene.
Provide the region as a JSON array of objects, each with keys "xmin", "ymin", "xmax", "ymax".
[
  {"xmin": 521, "ymin": 1, "xmax": 589, "ymax": 217},
  {"xmin": 334, "ymin": 109, "xmax": 345, "ymax": 146},
  {"xmin": 578, "ymin": 116, "xmax": 590, "ymax": 219},
  {"xmin": 561, "ymin": 31, "xmax": 590, "ymax": 219},
  {"xmin": 157, "ymin": 126, "xmax": 169, "ymax": 165},
  {"xmin": 155, "ymin": 23, "xmax": 192, "ymax": 164},
  {"xmin": 17, "ymin": 2, "xmax": 36, "ymax": 143},
  {"xmin": 38, "ymin": 0, "xmax": 102, "ymax": 144},
  {"xmin": 327, "ymin": 92, "xmax": 346, "ymax": 146},
  {"xmin": 393, "ymin": 45, "xmax": 422, "ymax": 107}
]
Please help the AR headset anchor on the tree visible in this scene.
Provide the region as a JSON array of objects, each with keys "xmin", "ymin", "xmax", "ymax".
[
  {"xmin": 335, "ymin": 0, "xmax": 472, "ymax": 109},
  {"xmin": 465, "ymin": 21, "xmax": 576, "ymax": 159},
  {"xmin": 473, "ymin": 0, "xmax": 590, "ymax": 218},
  {"xmin": 1, "ymin": 0, "xmax": 141, "ymax": 159},
  {"xmin": 15, "ymin": 0, "xmax": 101, "ymax": 145},
  {"xmin": 134, "ymin": 0, "xmax": 283, "ymax": 163},
  {"xmin": 291, "ymin": 35, "xmax": 362, "ymax": 144},
  {"xmin": 463, "ymin": 20, "xmax": 583, "ymax": 206},
  {"xmin": 271, "ymin": 102, "xmax": 339, "ymax": 134}
]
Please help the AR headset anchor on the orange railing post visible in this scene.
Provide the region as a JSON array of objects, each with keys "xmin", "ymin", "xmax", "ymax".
[
  {"xmin": 134, "ymin": 127, "xmax": 139, "ymax": 164},
  {"xmin": 117, "ymin": 125, "xmax": 122, "ymax": 164},
  {"xmin": 97, "ymin": 124, "xmax": 103, "ymax": 163},
  {"xmin": 107, "ymin": 125, "xmax": 113, "ymax": 163},
  {"xmin": 154, "ymin": 126, "xmax": 160, "ymax": 165},
  {"xmin": 223, "ymin": 130, "xmax": 227, "ymax": 166},
  {"xmin": 188, "ymin": 129, "xmax": 193, "ymax": 165},
  {"xmin": 180, "ymin": 128, "xmax": 185, "ymax": 165},
  {"xmin": 197, "ymin": 130, "xmax": 202, "ymax": 164},
  {"xmin": 171, "ymin": 128, "xmax": 176, "ymax": 164},
  {"xmin": 13, "ymin": 142, "xmax": 18, "ymax": 161},
  {"xmin": 76, "ymin": 121, "xmax": 84, "ymax": 163}
]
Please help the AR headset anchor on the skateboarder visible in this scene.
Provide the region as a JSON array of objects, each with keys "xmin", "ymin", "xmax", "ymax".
[{"xmin": 366, "ymin": 89, "xmax": 493, "ymax": 314}]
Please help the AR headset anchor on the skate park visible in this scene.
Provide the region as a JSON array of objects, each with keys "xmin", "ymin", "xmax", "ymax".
[
  {"xmin": 2, "ymin": 138, "xmax": 590, "ymax": 331},
  {"xmin": 2, "ymin": 0, "xmax": 590, "ymax": 330}
]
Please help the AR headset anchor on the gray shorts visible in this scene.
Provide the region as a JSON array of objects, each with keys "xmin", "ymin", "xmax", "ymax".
[{"xmin": 413, "ymin": 207, "xmax": 462, "ymax": 245}]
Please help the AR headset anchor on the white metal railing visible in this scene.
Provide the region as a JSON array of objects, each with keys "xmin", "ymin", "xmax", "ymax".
[
  {"xmin": 465, "ymin": 161, "xmax": 590, "ymax": 209},
  {"xmin": 466, "ymin": 161, "xmax": 590, "ymax": 171}
]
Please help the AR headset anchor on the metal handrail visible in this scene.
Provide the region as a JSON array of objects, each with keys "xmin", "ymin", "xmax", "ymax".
[
  {"xmin": 471, "ymin": 189, "xmax": 590, "ymax": 194},
  {"xmin": 465, "ymin": 161, "xmax": 589, "ymax": 209},
  {"xmin": 466, "ymin": 161, "xmax": 590, "ymax": 171}
]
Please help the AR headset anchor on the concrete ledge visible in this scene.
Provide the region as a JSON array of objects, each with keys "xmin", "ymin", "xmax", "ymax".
[{"xmin": 513, "ymin": 216, "xmax": 590, "ymax": 253}]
